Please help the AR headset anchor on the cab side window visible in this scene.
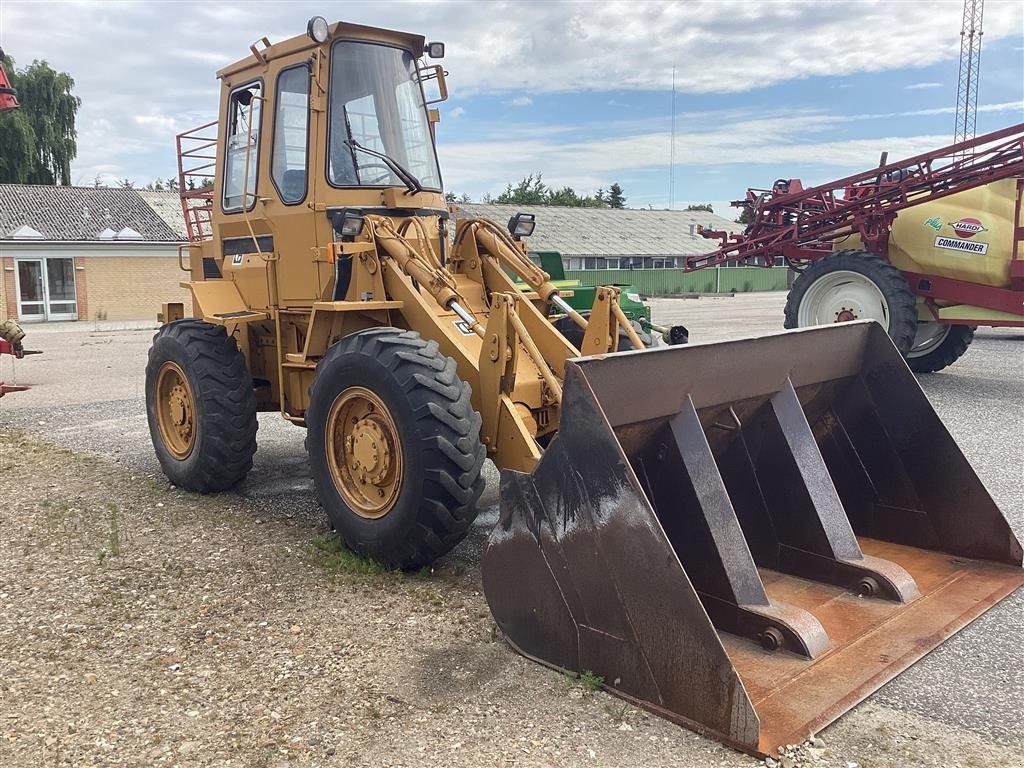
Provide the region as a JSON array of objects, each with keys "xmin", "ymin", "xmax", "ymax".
[
  {"xmin": 223, "ymin": 81, "xmax": 262, "ymax": 212},
  {"xmin": 272, "ymin": 66, "xmax": 310, "ymax": 204}
]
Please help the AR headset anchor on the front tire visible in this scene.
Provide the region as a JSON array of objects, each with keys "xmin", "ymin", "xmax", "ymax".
[
  {"xmin": 784, "ymin": 250, "xmax": 917, "ymax": 355},
  {"xmin": 145, "ymin": 320, "xmax": 258, "ymax": 491},
  {"xmin": 306, "ymin": 328, "xmax": 486, "ymax": 570},
  {"xmin": 907, "ymin": 323, "xmax": 975, "ymax": 373}
]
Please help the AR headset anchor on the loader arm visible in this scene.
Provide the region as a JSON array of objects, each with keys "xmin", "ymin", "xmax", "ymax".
[{"xmin": 356, "ymin": 214, "xmax": 646, "ymax": 471}]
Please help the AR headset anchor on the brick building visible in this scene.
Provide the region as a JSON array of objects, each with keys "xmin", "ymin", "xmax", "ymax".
[{"xmin": 0, "ymin": 185, "xmax": 189, "ymax": 323}]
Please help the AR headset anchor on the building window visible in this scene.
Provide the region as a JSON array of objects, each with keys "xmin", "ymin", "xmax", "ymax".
[
  {"xmin": 223, "ymin": 80, "xmax": 263, "ymax": 212},
  {"xmin": 272, "ymin": 66, "xmax": 310, "ymax": 204},
  {"xmin": 15, "ymin": 257, "xmax": 77, "ymax": 321}
]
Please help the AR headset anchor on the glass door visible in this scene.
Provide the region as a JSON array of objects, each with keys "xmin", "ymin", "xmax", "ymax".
[
  {"xmin": 15, "ymin": 258, "xmax": 78, "ymax": 321},
  {"xmin": 16, "ymin": 260, "xmax": 46, "ymax": 321},
  {"xmin": 45, "ymin": 258, "xmax": 78, "ymax": 320}
]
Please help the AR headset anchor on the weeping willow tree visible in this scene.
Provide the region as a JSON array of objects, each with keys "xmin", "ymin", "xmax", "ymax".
[{"xmin": 0, "ymin": 57, "xmax": 81, "ymax": 185}]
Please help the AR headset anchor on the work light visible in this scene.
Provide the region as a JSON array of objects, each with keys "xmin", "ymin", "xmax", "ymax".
[
  {"xmin": 307, "ymin": 16, "xmax": 329, "ymax": 44},
  {"xmin": 507, "ymin": 212, "xmax": 536, "ymax": 240},
  {"xmin": 332, "ymin": 209, "xmax": 365, "ymax": 238},
  {"xmin": 426, "ymin": 41, "xmax": 445, "ymax": 58}
]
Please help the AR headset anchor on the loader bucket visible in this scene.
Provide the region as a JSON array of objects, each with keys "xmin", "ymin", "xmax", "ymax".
[{"xmin": 482, "ymin": 321, "xmax": 1023, "ymax": 757}]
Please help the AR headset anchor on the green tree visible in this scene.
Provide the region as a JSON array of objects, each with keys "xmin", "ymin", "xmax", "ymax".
[
  {"xmin": 685, "ymin": 203, "xmax": 714, "ymax": 213},
  {"xmin": 546, "ymin": 185, "xmax": 586, "ymax": 207},
  {"xmin": 0, "ymin": 58, "xmax": 81, "ymax": 185},
  {"xmin": 495, "ymin": 173, "xmax": 549, "ymax": 205},
  {"xmin": 496, "ymin": 173, "xmax": 610, "ymax": 208},
  {"xmin": 607, "ymin": 182, "xmax": 625, "ymax": 209},
  {"xmin": 736, "ymin": 205, "xmax": 754, "ymax": 225}
]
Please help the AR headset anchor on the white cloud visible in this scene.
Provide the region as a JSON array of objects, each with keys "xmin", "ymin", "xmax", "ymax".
[
  {"xmin": 509, "ymin": 96, "xmax": 533, "ymax": 107},
  {"xmin": 442, "ymin": 129, "xmax": 951, "ymax": 204},
  {"xmin": 2, "ymin": 0, "xmax": 1021, "ymax": 187},
  {"xmin": 905, "ymin": 82, "xmax": 943, "ymax": 90},
  {"xmin": 133, "ymin": 115, "xmax": 182, "ymax": 135},
  {"xmin": 439, "ymin": 100, "xmax": 1024, "ymax": 202},
  {"xmin": 449, "ymin": 106, "xmax": 466, "ymax": 118}
]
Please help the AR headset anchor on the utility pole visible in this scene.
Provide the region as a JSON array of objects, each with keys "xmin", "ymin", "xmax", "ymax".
[
  {"xmin": 669, "ymin": 66, "xmax": 676, "ymax": 210},
  {"xmin": 954, "ymin": 0, "xmax": 984, "ymax": 155}
]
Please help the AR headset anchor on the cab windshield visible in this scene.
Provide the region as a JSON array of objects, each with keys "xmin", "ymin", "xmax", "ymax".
[{"xmin": 327, "ymin": 41, "xmax": 441, "ymax": 191}]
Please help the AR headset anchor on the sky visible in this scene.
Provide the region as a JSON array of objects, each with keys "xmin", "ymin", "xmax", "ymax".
[{"xmin": 1, "ymin": 0, "xmax": 1022, "ymax": 215}]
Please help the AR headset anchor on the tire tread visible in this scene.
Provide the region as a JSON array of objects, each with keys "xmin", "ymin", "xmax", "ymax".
[
  {"xmin": 146, "ymin": 319, "xmax": 258, "ymax": 492},
  {"xmin": 784, "ymin": 250, "xmax": 917, "ymax": 355},
  {"xmin": 309, "ymin": 328, "xmax": 485, "ymax": 569}
]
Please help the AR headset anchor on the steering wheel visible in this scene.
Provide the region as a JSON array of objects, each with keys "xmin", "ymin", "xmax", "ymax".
[{"xmin": 356, "ymin": 162, "xmax": 394, "ymax": 186}]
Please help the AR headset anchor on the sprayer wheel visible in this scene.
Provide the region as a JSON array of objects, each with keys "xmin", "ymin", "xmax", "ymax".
[
  {"xmin": 784, "ymin": 250, "xmax": 917, "ymax": 355},
  {"xmin": 906, "ymin": 323, "xmax": 975, "ymax": 373},
  {"xmin": 145, "ymin": 319, "xmax": 258, "ymax": 491},
  {"xmin": 306, "ymin": 328, "xmax": 486, "ymax": 570}
]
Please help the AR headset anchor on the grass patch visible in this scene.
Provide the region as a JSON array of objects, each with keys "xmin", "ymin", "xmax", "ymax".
[
  {"xmin": 579, "ymin": 669, "xmax": 604, "ymax": 691},
  {"xmin": 306, "ymin": 535, "xmax": 389, "ymax": 576},
  {"xmin": 603, "ymin": 699, "xmax": 631, "ymax": 722},
  {"xmin": 562, "ymin": 668, "xmax": 605, "ymax": 694}
]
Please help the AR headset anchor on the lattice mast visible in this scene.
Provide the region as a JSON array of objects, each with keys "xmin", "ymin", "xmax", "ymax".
[{"xmin": 954, "ymin": 0, "xmax": 984, "ymax": 153}]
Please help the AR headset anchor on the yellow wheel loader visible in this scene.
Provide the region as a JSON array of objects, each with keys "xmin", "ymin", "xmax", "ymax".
[{"xmin": 147, "ymin": 18, "xmax": 1024, "ymax": 758}]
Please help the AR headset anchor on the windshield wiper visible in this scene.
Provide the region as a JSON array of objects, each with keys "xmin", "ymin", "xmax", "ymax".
[{"xmin": 344, "ymin": 139, "xmax": 423, "ymax": 194}]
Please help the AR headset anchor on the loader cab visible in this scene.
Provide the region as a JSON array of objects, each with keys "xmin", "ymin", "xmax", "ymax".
[
  {"xmin": 204, "ymin": 19, "xmax": 448, "ymax": 308},
  {"xmin": 325, "ymin": 41, "xmax": 442, "ymax": 192}
]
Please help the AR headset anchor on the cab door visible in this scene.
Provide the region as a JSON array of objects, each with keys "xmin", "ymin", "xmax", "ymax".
[{"xmin": 263, "ymin": 56, "xmax": 327, "ymax": 306}]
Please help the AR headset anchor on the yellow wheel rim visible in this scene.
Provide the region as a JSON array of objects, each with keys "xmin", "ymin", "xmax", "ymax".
[
  {"xmin": 155, "ymin": 361, "xmax": 196, "ymax": 460},
  {"xmin": 326, "ymin": 386, "xmax": 404, "ymax": 519}
]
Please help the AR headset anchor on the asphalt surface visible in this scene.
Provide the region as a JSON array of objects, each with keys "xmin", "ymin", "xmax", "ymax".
[{"xmin": 2, "ymin": 294, "xmax": 1022, "ymax": 759}]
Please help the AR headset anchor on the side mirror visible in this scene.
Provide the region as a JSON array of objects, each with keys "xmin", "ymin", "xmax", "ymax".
[{"xmin": 418, "ymin": 63, "xmax": 448, "ymax": 105}]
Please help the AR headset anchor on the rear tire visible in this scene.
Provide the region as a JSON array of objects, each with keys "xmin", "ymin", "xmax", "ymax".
[
  {"xmin": 306, "ymin": 328, "xmax": 486, "ymax": 570},
  {"xmin": 784, "ymin": 250, "xmax": 917, "ymax": 355},
  {"xmin": 145, "ymin": 320, "xmax": 258, "ymax": 491},
  {"xmin": 907, "ymin": 324, "xmax": 975, "ymax": 373}
]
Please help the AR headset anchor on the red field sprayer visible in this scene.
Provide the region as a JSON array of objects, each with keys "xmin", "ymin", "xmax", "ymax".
[
  {"xmin": 693, "ymin": 123, "xmax": 1024, "ymax": 371},
  {"xmin": 0, "ymin": 47, "xmax": 19, "ymax": 113}
]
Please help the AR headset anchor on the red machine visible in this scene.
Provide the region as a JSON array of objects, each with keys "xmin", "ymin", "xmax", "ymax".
[
  {"xmin": 0, "ymin": 339, "xmax": 41, "ymax": 396},
  {"xmin": 0, "ymin": 47, "xmax": 19, "ymax": 113},
  {"xmin": 690, "ymin": 124, "xmax": 1024, "ymax": 370},
  {"xmin": 0, "ymin": 339, "xmax": 27, "ymax": 396}
]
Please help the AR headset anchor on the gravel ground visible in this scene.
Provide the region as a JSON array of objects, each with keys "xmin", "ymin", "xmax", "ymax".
[{"xmin": 1, "ymin": 294, "xmax": 1022, "ymax": 768}]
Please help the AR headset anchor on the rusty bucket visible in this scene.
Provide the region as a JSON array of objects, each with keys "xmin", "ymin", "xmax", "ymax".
[{"xmin": 482, "ymin": 321, "xmax": 1023, "ymax": 756}]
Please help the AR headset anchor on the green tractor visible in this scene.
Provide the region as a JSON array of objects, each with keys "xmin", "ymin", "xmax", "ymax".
[{"xmin": 530, "ymin": 251, "xmax": 688, "ymax": 347}]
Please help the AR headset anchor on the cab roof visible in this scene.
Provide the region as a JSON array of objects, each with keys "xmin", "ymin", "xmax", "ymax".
[{"xmin": 217, "ymin": 21, "xmax": 427, "ymax": 80}]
